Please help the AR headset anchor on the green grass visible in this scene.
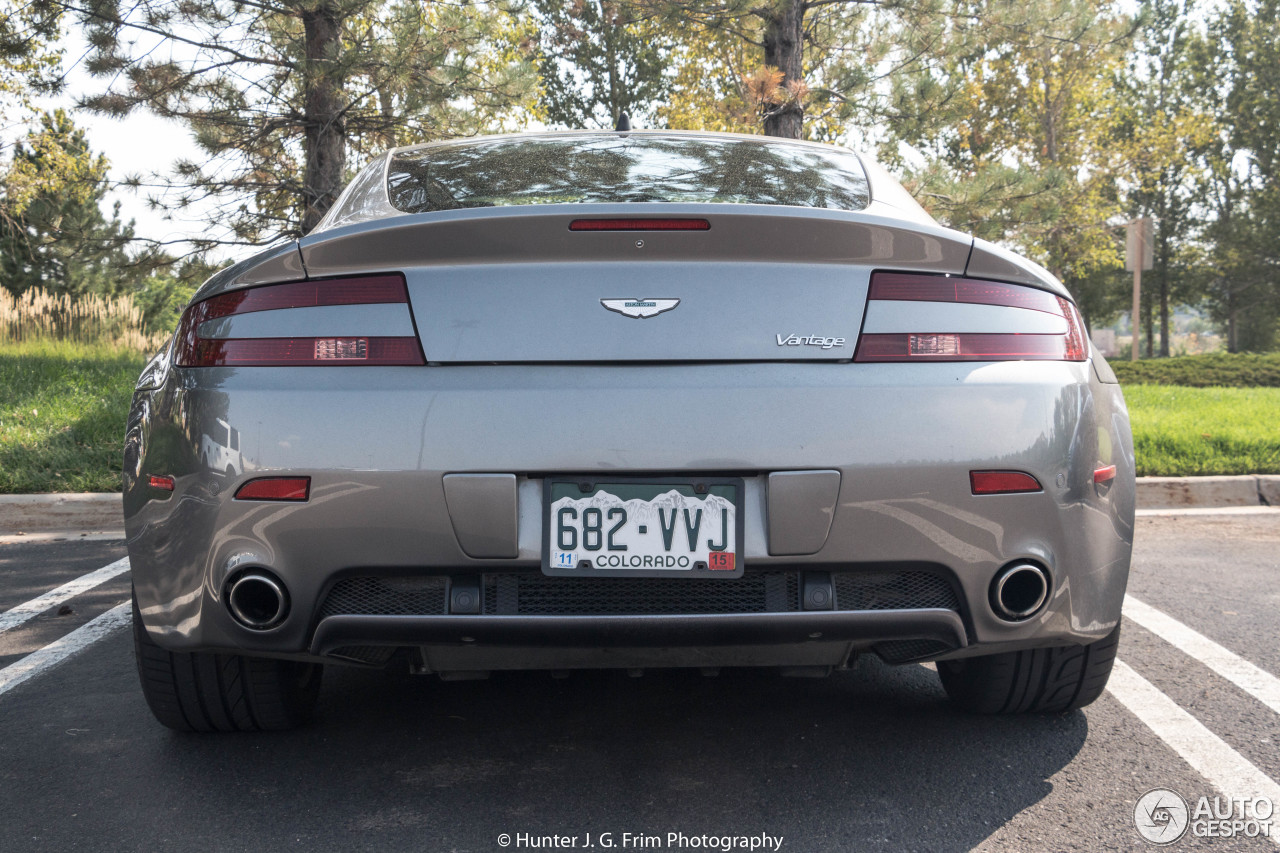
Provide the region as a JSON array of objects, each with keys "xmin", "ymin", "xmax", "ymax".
[
  {"xmin": 1110, "ymin": 352, "xmax": 1280, "ymax": 387},
  {"xmin": 0, "ymin": 341, "xmax": 147, "ymax": 493},
  {"xmin": 1124, "ymin": 385, "xmax": 1280, "ymax": 476}
]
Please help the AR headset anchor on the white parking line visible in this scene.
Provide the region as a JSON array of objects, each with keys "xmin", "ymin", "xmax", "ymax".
[
  {"xmin": 0, "ymin": 557, "xmax": 131, "ymax": 635},
  {"xmin": 1125, "ymin": 594, "xmax": 1280, "ymax": 717},
  {"xmin": 1108, "ymin": 659, "xmax": 1280, "ymax": 847},
  {"xmin": 1136, "ymin": 506, "xmax": 1280, "ymax": 517},
  {"xmin": 0, "ymin": 602, "xmax": 131, "ymax": 697}
]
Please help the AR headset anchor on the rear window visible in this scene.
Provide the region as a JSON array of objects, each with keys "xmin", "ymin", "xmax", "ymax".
[{"xmin": 383, "ymin": 134, "xmax": 870, "ymax": 214}]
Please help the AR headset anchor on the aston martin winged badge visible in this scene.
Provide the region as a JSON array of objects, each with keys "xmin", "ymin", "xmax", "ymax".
[{"xmin": 600, "ymin": 298, "xmax": 680, "ymax": 319}]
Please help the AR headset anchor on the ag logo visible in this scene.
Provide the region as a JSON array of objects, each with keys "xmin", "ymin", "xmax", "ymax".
[
  {"xmin": 601, "ymin": 298, "xmax": 679, "ymax": 319},
  {"xmin": 1135, "ymin": 788, "xmax": 1190, "ymax": 845}
]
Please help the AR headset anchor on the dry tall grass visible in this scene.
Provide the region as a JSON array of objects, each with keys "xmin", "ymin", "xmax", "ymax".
[{"xmin": 0, "ymin": 288, "xmax": 168, "ymax": 351}]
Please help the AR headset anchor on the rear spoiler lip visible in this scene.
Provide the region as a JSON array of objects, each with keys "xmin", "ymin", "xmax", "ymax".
[
  {"xmin": 298, "ymin": 200, "xmax": 971, "ymax": 249},
  {"xmin": 187, "ymin": 204, "xmax": 1067, "ymax": 308},
  {"xmin": 292, "ymin": 201, "xmax": 976, "ymax": 282}
]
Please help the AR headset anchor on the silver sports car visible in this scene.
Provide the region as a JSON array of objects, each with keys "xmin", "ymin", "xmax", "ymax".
[{"xmin": 124, "ymin": 131, "xmax": 1134, "ymax": 731}]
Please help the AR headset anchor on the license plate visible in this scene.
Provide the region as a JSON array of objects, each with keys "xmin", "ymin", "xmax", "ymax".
[{"xmin": 543, "ymin": 477, "xmax": 744, "ymax": 578}]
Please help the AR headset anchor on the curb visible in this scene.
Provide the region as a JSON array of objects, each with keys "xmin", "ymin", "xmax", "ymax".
[
  {"xmin": 1135, "ymin": 475, "xmax": 1278, "ymax": 510},
  {"xmin": 0, "ymin": 493, "xmax": 123, "ymax": 535},
  {"xmin": 0, "ymin": 476, "xmax": 1275, "ymax": 537}
]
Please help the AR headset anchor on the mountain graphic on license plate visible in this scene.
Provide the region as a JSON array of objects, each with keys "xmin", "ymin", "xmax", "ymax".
[{"xmin": 544, "ymin": 480, "xmax": 743, "ymax": 578}]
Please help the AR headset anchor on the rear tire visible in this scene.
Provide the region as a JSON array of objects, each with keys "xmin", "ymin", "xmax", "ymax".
[
  {"xmin": 938, "ymin": 624, "xmax": 1120, "ymax": 714},
  {"xmin": 132, "ymin": 591, "xmax": 322, "ymax": 732}
]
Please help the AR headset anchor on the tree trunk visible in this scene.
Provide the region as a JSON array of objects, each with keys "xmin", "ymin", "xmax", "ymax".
[
  {"xmin": 1227, "ymin": 294, "xmax": 1238, "ymax": 353},
  {"xmin": 1156, "ymin": 196, "xmax": 1170, "ymax": 357},
  {"xmin": 1152, "ymin": 290, "xmax": 1162, "ymax": 353},
  {"xmin": 762, "ymin": 0, "xmax": 805, "ymax": 139},
  {"xmin": 603, "ymin": 1, "xmax": 621, "ymax": 126},
  {"xmin": 1159, "ymin": 276, "xmax": 1169, "ymax": 357},
  {"xmin": 1157, "ymin": 226, "xmax": 1169, "ymax": 358},
  {"xmin": 300, "ymin": 1, "xmax": 346, "ymax": 235}
]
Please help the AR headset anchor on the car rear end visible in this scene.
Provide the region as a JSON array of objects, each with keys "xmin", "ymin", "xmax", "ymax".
[{"xmin": 124, "ymin": 132, "xmax": 1134, "ymax": 728}]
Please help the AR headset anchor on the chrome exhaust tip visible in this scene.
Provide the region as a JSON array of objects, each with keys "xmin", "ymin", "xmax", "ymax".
[
  {"xmin": 990, "ymin": 562, "xmax": 1049, "ymax": 622},
  {"xmin": 227, "ymin": 572, "xmax": 289, "ymax": 630}
]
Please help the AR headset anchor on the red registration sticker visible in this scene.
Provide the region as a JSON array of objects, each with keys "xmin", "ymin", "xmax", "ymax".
[{"xmin": 708, "ymin": 552, "xmax": 736, "ymax": 571}]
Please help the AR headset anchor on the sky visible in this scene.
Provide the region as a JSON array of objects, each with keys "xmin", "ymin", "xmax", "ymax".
[{"xmin": 35, "ymin": 29, "xmax": 233, "ymax": 260}]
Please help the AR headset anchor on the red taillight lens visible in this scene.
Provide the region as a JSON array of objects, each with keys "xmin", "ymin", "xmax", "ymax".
[
  {"xmin": 569, "ymin": 218, "xmax": 710, "ymax": 231},
  {"xmin": 1058, "ymin": 296, "xmax": 1088, "ymax": 361},
  {"xmin": 970, "ymin": 471, "xmax": 1043, "ymax": 495},
  {"xmin": 174, "ymin": 274, "xmax": 425, "ymax": 367},
  {"xmin": 1093, "ymin": 465, "xmax": 1117, "ymax": 484},
  {"xmin": 195, "ymin": 275, "xmax": 408, "ymax": 320},
  {"xmin": 148, "ymin": 475, "xmax": 175, "ymax": 491},
  {"xmin": 857, "ymin": 333, "xmax": 1072, "ymax": 361},
  {"xmin": 855, "ymin": 272, "xmax": 1088, "ymax": 363},
  {"xmin": 869, "ymin": 273, "xmax": 1063, "ymax": 314},
  {"xmin": 188, "ymin": 337, "xmax": 422, "ymax": 367},
  {"xmin": 234, "ymin": 477, "xmax": 310, "ymax": 501}
]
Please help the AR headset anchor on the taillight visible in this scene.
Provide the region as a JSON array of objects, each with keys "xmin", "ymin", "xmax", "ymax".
[
  {"xmin": 173, "ymin": 274, "xmax": 425, "ymax": 367},
  {"xmin": 855, "ymin": 272, "xmax": 1088, "ymax": 363}
]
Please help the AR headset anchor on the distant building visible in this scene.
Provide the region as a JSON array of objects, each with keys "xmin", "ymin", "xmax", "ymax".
[{"xmin": 1091, "ymin": 329, "xmax": 1118, "ymax": 357}]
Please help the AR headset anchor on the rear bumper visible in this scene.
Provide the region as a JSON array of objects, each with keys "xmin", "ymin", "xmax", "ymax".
[
  {"xmin": 124, "ymin": 359, "xmax": 1134, "ymax": 666},
  {"xmin": 310, "ymin": 609, "xmax": 967, "ymax": 654}
]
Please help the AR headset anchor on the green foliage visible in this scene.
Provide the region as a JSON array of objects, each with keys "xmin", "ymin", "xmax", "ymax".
[
  {"xmin": 0, "ymin": 109, "xmax": 139, "ymax": 298},
  {"xmin": 131, "ymin": 256, "xmax": 218, "ymax": 336},
  {"xmin": 77, "ymin": 0, "xmax": 539, "ymax": 242},
  {"xmin": 0, "ymin": 0, "xmax": 62, "ymax": 105},
  {"xmin": 651, "ymin": 18, "xmax": 759, "ymax": 133},
  {"xmin": 1191, "ymin": 0, "xmax": 1280, "ymax": 352},
  {"xmin": 0, "ymin": 340, "xmax": 146, "ymax": 493},
  {"xmin": 1124, "ymin": 385, "xmax": 1280, "ymax": 475},
  {"xmin": 1111, "ymin": 352, "xmax": 1280, "ymax": 387},
  {"xmin": 533, "ymin": 0, "xmax": 672, "ymax": 129},
  {"xmin": 893, "ymin": 0, "xmax": 1137, "ymax": 329},
  {"xmin": 1113, "ymin": 0, "xmax": 1218, "ymax": 357}
]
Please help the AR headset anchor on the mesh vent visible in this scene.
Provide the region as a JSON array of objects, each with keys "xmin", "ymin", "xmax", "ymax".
[
  {"xmin": 317, "ymin": 570, "xmax": 961, "ymax": 620},
  {"xmin": 833, "ymin": 571, "xmax": 959, "ymax": 612},
  {"xmin": 874, "ymin": 639, "xmax": 954, "ymax": 663},
  {"xmin": 483, "ymin": 572, "xmax": 797, "ymax": 616},
  {"xmin": 320, "ymin": 577, "xmax": 448, "ymax": 618}
]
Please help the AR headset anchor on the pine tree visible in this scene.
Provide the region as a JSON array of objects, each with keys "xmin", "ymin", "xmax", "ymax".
[
  {"xmin": 69, "ymin": 0, "xmax": 537, "ymax": 243},
  {"xmin": 0, "ymin": 109, "xmax": 136, "ymax": 297}
]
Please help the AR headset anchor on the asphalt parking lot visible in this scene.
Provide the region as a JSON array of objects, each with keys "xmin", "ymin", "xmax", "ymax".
[{"xmin": 0, "ymin": 513, "xmax": 1277, "ymax": 852}]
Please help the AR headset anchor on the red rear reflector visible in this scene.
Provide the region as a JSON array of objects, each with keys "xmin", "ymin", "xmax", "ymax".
[
  {"xmin": 569, "ymin": 218, "xmax": 710, "ymax": 231},
  {"xmin": 148, "ymin": 475, "xmax": 174, "ymax": 491},
  {"xmin": 1094, "ymin": 465, "xmax": 1117, "ymax": 484},
  {"xmin": 235, "ymin": 477, "xmax": 310, "ymax": 502},
  {"xmin": 970, "ymin": 471, "xmax": 1043, "ymax": 495}
]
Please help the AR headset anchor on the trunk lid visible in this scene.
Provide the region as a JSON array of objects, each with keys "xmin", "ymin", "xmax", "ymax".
[{"xmin": 298, "ymin": 205, "xmax": 973, "ymax": 363}]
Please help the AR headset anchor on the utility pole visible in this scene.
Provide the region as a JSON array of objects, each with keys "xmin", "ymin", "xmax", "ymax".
[{"xmin": 1126, "ymin": 217, "xmax": 1154, "ymax": 360}]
